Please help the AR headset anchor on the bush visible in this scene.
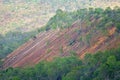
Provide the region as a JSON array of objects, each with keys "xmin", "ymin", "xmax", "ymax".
[{"xmin": 116, "ymin": 23, "xmax": 120, "ymax": 32}]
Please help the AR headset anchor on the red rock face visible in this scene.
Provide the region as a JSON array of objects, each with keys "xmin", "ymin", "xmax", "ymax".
[{"xmin": 2, "ymin": 20, "xmax": 120, "ymax": 69}]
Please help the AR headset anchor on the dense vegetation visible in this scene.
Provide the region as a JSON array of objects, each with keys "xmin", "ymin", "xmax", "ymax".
[
  {"xmin": 45, "ymin": 7, "xmax": 120, "ymax": 32},
  {"xmin": 0, "ymin": 47, "xmax": 120, "ymax": 80}
]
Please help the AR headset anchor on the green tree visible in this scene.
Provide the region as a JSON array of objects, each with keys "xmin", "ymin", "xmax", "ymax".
[
  {"xmin": 9, "ymin": 76, "xmax": 20, "ymax": 80},
  {"xmin": 116, "ymin": 23, "xmax": 120, "ymax": 32}
]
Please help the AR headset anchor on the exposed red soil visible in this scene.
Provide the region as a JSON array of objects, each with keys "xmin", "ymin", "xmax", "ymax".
[{"xmin": 2, "ymin": 21, "xmax": 120, "ymax": 69}]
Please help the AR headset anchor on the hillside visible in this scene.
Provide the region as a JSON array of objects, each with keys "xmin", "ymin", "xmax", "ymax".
[
  {"xmin": 0, "ymin": 2, "xmax": 55, "ymax": 58},
  {"xmin": 2, "ymin": 7, "xmax": 120, "ymax": 69},
  {"xmin": 0, "ymin": 1, "xmax": 120, "ymax": 80},
  {"xmin": 1, "ymin": 0, "xmax": 120, "ymax": 58},
  {"xmin": 0, "ymin": 48, "xmax": 120, "ymax": 80}
]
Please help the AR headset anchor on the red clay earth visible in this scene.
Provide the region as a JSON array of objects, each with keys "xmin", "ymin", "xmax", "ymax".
[{"xmin": 2, "ymin": 20, "xmax": 120, "ymax": 69}]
